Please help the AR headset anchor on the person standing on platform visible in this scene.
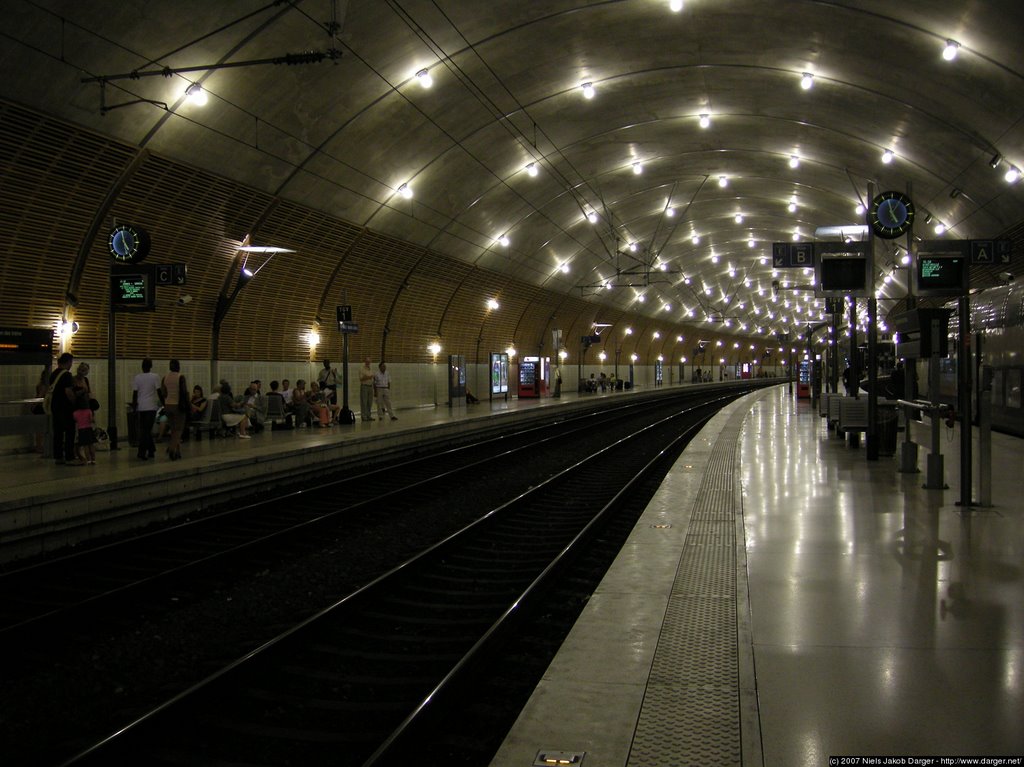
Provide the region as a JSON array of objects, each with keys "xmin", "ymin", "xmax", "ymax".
[
  {"xmin": 47, "ymin": 352, "xmax": 76, "ymax": 465},
  {"xmin": 358, "ymin": 357, "xmax": 375, "ymax": 421},
  {"xmin": 160, "ymin": 359, "xmax": 187, "ymax": 460},
  {"xmin": 318, "ymin": 359, "xmax": 338, "ymax": 404},
  {"xmin": 374, "ymin": 361, "xmax": 397, "ymax": 421},
  {"xmin": 133, "ymin": 358, "xmax": 161, "ymax": 460},
  {"xmin": 553, "ymin": 364, "xmax": 562, "ymax": 398},
  {"xmin": 72, "ymin": 390, "xmax": 96, "ymax": 465}
]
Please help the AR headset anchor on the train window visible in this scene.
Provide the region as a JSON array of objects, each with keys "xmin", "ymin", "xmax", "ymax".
[
  {"xmin": 1008, "ymin": 369, "xmax": 1022, "ymax": 409},
  {"xmin": 992, "ymin": 370, "xmax": 1004, "ymax": 407}
]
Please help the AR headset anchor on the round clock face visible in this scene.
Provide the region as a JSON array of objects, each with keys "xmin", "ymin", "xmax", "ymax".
[
  {"xmin": 868, "ymin": 191, "xmax": 915, "ymax": 239},
  {"xmin": 108, "ymin": 224, "xmax": 151, "ymax": 263}
]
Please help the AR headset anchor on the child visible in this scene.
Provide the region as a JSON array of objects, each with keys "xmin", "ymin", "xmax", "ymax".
[{"xmin": 72, "ymin": 390, "xmax": 96, "ymax": 465}]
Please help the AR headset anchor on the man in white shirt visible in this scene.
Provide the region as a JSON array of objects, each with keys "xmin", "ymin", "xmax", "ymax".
[
  {"xmin": 373, "ymin": 362, "xmax": 397, "ymax": 421},
  {"xmin": 132, "ymin": 358, "xmax": 161, "ymax": 460},
  {"xmin": 358, "ymin": 358, "xmax": 375, "ymax": 421}
]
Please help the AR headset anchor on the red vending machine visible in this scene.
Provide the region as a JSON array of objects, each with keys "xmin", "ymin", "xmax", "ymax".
[{"xmin": 517, "ymin": 356, "xmax": 549, "ymax": 398}]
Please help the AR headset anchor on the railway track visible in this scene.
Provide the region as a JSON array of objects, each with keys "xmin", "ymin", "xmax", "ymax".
[
  {"xmin": 0, "ymin": 398, "xmax": 653, "ymax": 642},
  {"xmin": 56, "ymin": 394, "xmax": 733, "ymax": 767}
]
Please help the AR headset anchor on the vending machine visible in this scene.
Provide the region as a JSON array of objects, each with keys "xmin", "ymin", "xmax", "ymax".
[
  {"xmin": 797, "ymin": 359, "xmax": 812, "ymax": 398},
  {"xmin": 517, "ymin": 356, "xmax": 549, "ymax": 398}
]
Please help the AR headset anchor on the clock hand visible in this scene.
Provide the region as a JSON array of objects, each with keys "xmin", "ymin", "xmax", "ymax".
[{"xmin": 887, "ymin": 203, "xmax": 900, "ymax": 226}]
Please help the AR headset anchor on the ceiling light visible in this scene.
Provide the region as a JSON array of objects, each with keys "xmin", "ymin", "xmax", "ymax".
[
  {"xmin": 487, "ymin": 298, "xmax": 500, "ymax": 310},
  {"xmin": 748, "ymin": 238, "xmax": 755, "ymax": 248},
  {"xmin": 666, "ymin": 207, "xmax": 675, "ymax": 217},
  {"xmin": 734, "ymin": 213, "xmax": 743, "ymax": 223},
  {"xmin": 800, "ymin": 72, "xmax": 814, "ymax": 90},
  {"xmin": 633, "ymin": 162, "xmax": 643, "ymax": 174},
  {"xmin": 942, "ymin": 40, "xmax": 960, "ymax": 61},
  {"xmin": 924, "ymin": 213, "xmax": 933, "ymax": 225},
  {"xmin": 1005, "ymin": 166, "xmax": 1021, "ymax": 183},
  {"xmin": 759, "ymin": 257, "xmax": 767, "ymax": 265},
  {"xmin": 699, "ymin": 113, "xmax": 710, "ymax": 128},
  {"xmin": 398, "ymin": 183, "xmax": 413, "ymax": 199},
  {"xmin": 711, "ymin": 254, "xmax": 719, "ymax": 264},
  {"xmin": 934, "ymin": 222, "xmax": 946, "ymax": 235},
  {"xmin": 416, "ymin": 68, "xmax": 433, "ymax": 88},
  {"xmin": 498, "ymin": 235, "xmax": 511, "ymax": 247},
  {"xmin": 901, "ymin": 254, "xmax": 911, "ymax": 265},
  {"xmin": 669, "ymin": 0, "xmax": 684, "ymax": 10},
  {"xmin": 587, "ymin": 211, "xmax": 599, "ymax": 224},
  {"xmin": 788, "ymin": 202, "xmax": 797, "ymax": 213},
  {"xmin": 637, "ymin": 294, "xmax": 645, "ymax": 303},
  {"xmin": 185, "ymin": 83, "xmax": 208, "ymax": 106},
  {"xmin": 691, "ymin": 234, "xmax": 700, "ymax": 244},
  {"xmin": 882, "ymin": 149, "xmax": 895, "ymax": 164},
  {"xmin": 989, "ymin": 154, "xmax": 1002, "ymax": 169},
  {"xmin": 581, "ymin": 82, "xmax": 595, "ymax": 99},
  {"xmin": 560, "ymin": 263, "xmax": 570, "ymax": 273},
  {"xmin": 238, "ymin": 245, "xmax": 296, "ymax": 253},
  {"xmin": 718, "ymin": 175, "xmax": 728, "ymax": 187},
  {"xmin": 855, "ymin": 203, "xmax": 866, "ymax": 215},
  {"xmin": 628, "ymin": 242, "xmax": 638, "ymax": 252},
  {"xmin": 526, "ymin": 162, "xmax": 538, "ymax": 177},
  {"xmin": 789, "ymin": 155, "xmax": 800, "ymax": 168}
]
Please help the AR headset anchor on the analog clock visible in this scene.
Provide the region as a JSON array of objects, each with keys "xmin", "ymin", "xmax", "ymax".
[
  {"xmin": 868, "ymin": 191, "xmax": 915, "ymax": 239},
  {"xmin": 108, "ymin": 224, "xmax": 151, "ymax": 263}
]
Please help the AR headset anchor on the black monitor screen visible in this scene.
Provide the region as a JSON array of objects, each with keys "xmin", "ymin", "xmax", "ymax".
[
  {"xmin": 917, "ymin": 256, "xmax": 966, "ymax": 295},
  {"xmin": 110, "ymin": 266, "xmax": 155, "ymax": 311},
  {"xmin": 818, "ymin": 256, "xmax": 868, "ymax": 295}
]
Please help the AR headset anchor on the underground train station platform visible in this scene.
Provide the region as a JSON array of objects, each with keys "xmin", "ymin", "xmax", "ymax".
[
  {"xmin": 2, "ymin": 383, "xmax": 1021, "ymax": 765},
  {"xmin": 490, "ymin": 385, "xmax": 1024, "ymax": 766},
  {"xmin": 1, "ymin": 382, "xmax": 697, "ymax": 564}
]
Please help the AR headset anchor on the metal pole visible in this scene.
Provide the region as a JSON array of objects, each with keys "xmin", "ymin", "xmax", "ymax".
[
  {"xmin": 866, "ymin": 296, "xmax": 879, "ymax": 459},
  {"xmin": 957, "ymin": 294, "xmax": 973, "ymax": 506},
  {"xmin": 339, "ymin": 331, "xmax": 353, "ymax": 423},
  {"xmin": 106, "ymin": 276, "xmax": 119, "ymax": 450},
  {"xmin": 925, "ymin": 319, "xmax": 947, "ymax": 489},
  {"xmin": 849, "ymin": 298, "xmax": 858, "ymax": 397},
  {"xmin": 979, "ymin": 365, "xmax": 992, "ymax": 507}
]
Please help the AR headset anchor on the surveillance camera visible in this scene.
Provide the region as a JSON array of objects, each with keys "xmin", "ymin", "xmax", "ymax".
[
  {"xmin": 998, "ymin": 272, "xmax": 1014, "ymax": 284},
  {"xmin": 177, "ymin": 294, "xmax": 193, "ymax": 305}
]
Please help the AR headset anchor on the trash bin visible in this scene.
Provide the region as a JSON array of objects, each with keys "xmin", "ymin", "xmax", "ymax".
[{"xmin": 878, "ymin": 406, "xmax": 898, "ymax": 456}]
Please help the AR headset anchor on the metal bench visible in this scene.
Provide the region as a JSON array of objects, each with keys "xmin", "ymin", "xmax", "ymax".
[
  {"xmin": 190, "ymin": 397, "xmax": 221, "ymax": 440},
  {"xmin": 837, "ymin": 397, "xmax": 869, "ymax": 445}
]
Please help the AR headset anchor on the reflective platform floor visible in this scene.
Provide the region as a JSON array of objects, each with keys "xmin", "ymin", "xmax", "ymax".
[{"xmin": 490, "ymin": 385, "xmax": 1024, "ymax": 766}]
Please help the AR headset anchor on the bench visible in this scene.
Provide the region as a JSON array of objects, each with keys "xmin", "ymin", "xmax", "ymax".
[
  {"xmin": 837, "ymin": 397, "xmax": 869, "ymax": 445},
  {"xmin": 190, "ymin": 398, "xmax": 222, "ymax": 440},
  {"xmin": 825, "ymin": 393, "xmax": 843, "ymax": 432}
]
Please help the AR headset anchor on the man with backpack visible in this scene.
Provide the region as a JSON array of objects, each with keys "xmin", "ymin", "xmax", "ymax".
[{"xmin": 47, "ymin": 352, "xmax": 77, "ymax": 465}]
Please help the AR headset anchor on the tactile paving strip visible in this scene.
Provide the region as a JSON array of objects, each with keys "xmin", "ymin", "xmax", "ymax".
[{"xmin": 627, "ymin": 406, "xmax": 756, "ymax": 767}]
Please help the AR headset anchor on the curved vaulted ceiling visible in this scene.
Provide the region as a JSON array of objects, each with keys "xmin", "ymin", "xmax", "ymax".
[{"xmin": 2, "ymin": 0, "xmax": 1023, "ymax": 358}]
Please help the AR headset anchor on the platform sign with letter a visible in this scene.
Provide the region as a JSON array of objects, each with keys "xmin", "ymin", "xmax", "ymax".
[
  {"xmin": 969, "ymin": 239, "xmax": 1013, "ymax": 264},
  {"xmin": 971, "ymin": 240, "xmax": 995, "ymax": 265}
]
